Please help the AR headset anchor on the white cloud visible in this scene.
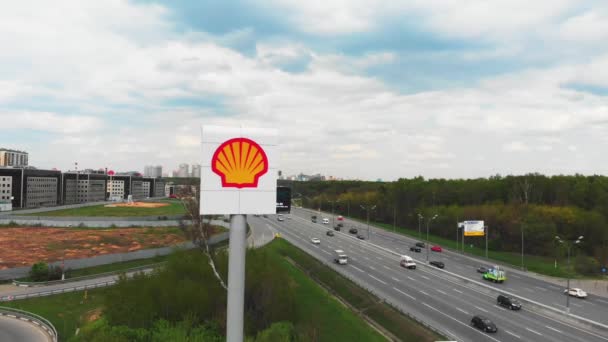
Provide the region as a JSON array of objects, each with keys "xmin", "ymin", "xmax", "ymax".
[{"xmin": 503, "ymin": 141, "xmax": 529, "ymax": 152}]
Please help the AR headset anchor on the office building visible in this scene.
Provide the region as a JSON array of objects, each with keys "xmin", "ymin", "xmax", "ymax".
[
  {"xmin": 191, "ymin": 164, "xmax": 201, "ymax": 178},
  {"xmin": 0, "ymin": 148, "xmax": 28, "ymax": 167},
  {"xmin": 0, "ymin": 175, "xmax": 12, "ymax": 202},
  {"xmin": 144, "ymin": 165, "xmax": 162, "ymax": 178}
]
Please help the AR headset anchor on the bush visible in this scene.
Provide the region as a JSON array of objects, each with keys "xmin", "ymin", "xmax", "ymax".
[
  {"xmin": 574, "ymin": 255, "xmax": 601, "ymax": 276},
  {"xmin": 252, "ymin": 322, "xmax": 295, "ymax": 342},
  {"xmin": 30, "ymin": 262, "xmax": 49, "ymax": 281}
]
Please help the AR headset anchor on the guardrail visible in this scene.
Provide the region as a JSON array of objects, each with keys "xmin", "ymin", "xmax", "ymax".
[
  {"xmin": 12, "ymin": 263, "xmax": 165, "ymax": 287},
  {"xmin": 0, "ymin": 306, "xmax": 58, "ymax": 342},
  {"xmin": 0, "ymin": 280, "xmax": 118, "ymax": 303}
]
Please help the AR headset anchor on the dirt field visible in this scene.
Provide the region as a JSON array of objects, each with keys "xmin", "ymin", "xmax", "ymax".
[
  {"xmin": 0, "ymin": 227, "xmax": 187, "ymax": 269},
  {"xmin": 104, "ymin": 202, "xmax": 169, "ymax": 208}
]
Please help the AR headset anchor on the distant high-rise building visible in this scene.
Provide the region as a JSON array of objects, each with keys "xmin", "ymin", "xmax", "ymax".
[
  {"xmin": 177, "ymin": 163, "xmax": 189, "ymax": 178},
  {"xmin": 144, "ymin": 165, "xmax": 162, "ymax": 178},
  {"xmin": 0, "ymin": 148, "xmax": 28, "ymax": 167},
  {"xmin": 191, "ymin": 164, "xmax": 201, "ymax": 178}
]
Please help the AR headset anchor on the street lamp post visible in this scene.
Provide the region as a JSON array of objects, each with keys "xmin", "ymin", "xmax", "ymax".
[
  {"xmin": 418, "ymin": 214, "xmax": 423, "ymax": 240},
  {"xmin": 555, "ymin": 235, "xmax": 584, "ymax": 314},
  {"xmin": 426, "ymin": 214, "xmax": 438, "ymax": 262},
  {"xmin": 329, "ymin": 200, "xmax": 340, "ymax": 228},
  {"xmin": 521, "ymin": 223, "xmax": 525, "ymax": 271},
  {"xmin": 360, "ymin": 204, "xmax": 376, "ymax": 239}
]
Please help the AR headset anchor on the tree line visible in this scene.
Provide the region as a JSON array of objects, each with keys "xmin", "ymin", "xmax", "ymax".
[{"xmin": 281, "ymin": 174, "xmax": 608, "ymax": 271}]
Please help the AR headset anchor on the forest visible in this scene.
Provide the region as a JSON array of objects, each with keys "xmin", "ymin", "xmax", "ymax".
[{"xmin": 281, "ymin": 174, "xmax": 608, "ymax": 274}]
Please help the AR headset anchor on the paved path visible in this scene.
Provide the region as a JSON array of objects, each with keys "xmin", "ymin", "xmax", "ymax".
[{"xmin": 0, "ymin": 316, "xmax": 50, "ymax": 342}]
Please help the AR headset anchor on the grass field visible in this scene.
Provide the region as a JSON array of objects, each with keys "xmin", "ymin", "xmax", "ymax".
[
  {"xmin": 19, "ymin": 200, "xmax": 186, "ymax": 217},
  {"xmin": 2, "ymin": 240, "xmax": 397, "ymax": 341}
]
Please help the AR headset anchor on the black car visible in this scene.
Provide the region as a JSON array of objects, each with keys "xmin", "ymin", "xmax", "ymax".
[
  {"xmin": 415, "ymin": 242, "xmax": 425, "ymax": 248},
  {"xmin": 326, "ymin": 230, "xmax": 335, "ymax": 237},
  {"xmin": 471, "ymin": 315, "xmax": 497, "ymax": 333},
  {"xmin": 337, "ymin": 222, "xmax": 344, "ymax": 228},
  {"xmin": 429, "ymin": 261, "xmax": 445, "ymax": 269},
  {"xmin": 497, "ymin": 295, "xmax": 521, "ymax": 310},
  {"xmin": 349, "ymin": 228, "xmax": 358, "ymax": 234},
  {"xmin": 477, "ymin": 266, "xmax": 489, "ymax": 273},
  {"xmin": 357, "ymin": 234, "xmax": 365, "ymax": 240},
  {"xmin": 410, "ymin": 246, "xmax": 421, "ymax": 253},
  {"xmin": 334, "ymin": 225, "xmax": 341, "ymax": 231}
]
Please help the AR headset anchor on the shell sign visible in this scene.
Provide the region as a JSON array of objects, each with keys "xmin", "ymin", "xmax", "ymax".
[
  {"xmin": 201, "ymin": 126, "xmax": 277, "ymax": 215},
  {"xmin": 211, "ymin": 137, "xmax": 268, "ymax": 188}
]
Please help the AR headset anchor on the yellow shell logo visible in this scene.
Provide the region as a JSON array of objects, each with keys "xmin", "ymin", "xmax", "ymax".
[{"xmin": 211, "ymin": 137, "xmax": 269, "ymax": 188}]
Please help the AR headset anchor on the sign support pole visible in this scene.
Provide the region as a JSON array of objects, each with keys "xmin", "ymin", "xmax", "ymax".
[
  {"xmin": 226, "ymin": 214, "xmax": 247, "ymax": 342},
  {"xmin": 485, "ymin": 225, "xmax": 489, "ymax": 259}
]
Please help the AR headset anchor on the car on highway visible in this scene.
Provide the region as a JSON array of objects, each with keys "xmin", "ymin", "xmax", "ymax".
[
  {"xmin": 322, "ymin": 218, "xmax": 330, "ymax": 224},
  {"xmin": 311, "ymin": 215, "xmax": 317, "ymax": 223},
  {"xmin": 429, "ymin": 260, "xmax": 445, "ymax": 269},
  {"xmin": 409, "ymin": 246, "xmax": 421, "ymax": 253},
  {"xmin": 326, "ymin": 230, "xmax": 334, "ymax": 237},
  {"xmin": 415, "ymin": 242, "xmax": 425, "ymax": 248},
  {"xmin": 349, "ymin": 227, "xmax": 358, "ymax": 234},
  {"xmin": 430, "ymin": 245, "xmax": 442, "ymax": 252},
  {"xmin": 400, "ymin": 255, "xmax": 416, "ymax": 269},
  {"xmin": 311, "ymin": 237, "xmax": 320, "ymax": 244},
  {"xmin": 564, "ymin": 288, "xmax": 587, "ymax": 298},
  {"xmin": 477, "ymin": 266, "xmax": 489, "ymax": 273},
  {"xmin": 497, "ymin": 294, "xmax": 521, "ymax": 310},
  {"xmin": 337, "ymin": 215, "xmax": 344, "ymax": 221},
  {"xmin": 357, "ymin": 234, "xmax": 365, "ymax": 240},
  {"xmin": 334, "ymin": 225, "xmax": 341, "ymax": 231},
  {"xmin": 471, "ymin": 315, "xmax": 497, "ymax": 333}
]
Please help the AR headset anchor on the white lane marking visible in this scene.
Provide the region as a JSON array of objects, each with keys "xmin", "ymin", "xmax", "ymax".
[
  {"xmin": 552, "ymin": 302, "xmax": 566, "ymax": 308},
  {"xmin": 369, "ymin": 274, "xmax": 387, "ymax": 285},
  {"xmin": 422, "ymin": 302, "xmax": 501, "ymax": 342},
  {"xmin": 571, "ymin": 303, "xmax": 583, "ymax": 308},
  {"xmin": 545, "ymin": 325, "xmax": 562, "ymax": 333},
  {"xmin": 383, "ymin": 265, "xmax": 391, "ymax": 270},
  {"xmin": 510, "ymin": 274, "xmax": 521, "ymax": 279},
  {"xmin": 474, "ymin": 305, "xmax": 488, "ymax": 313},
  {"xmin": 419, "ymin": 290, "xmax": 429, "ymax": 296},
  {"xmin": 350, "ymin": 257, "xmax": 357, "ymax": 261},
  {"xmin": 376, "ymin": 256, "xmax": 383, "ymax": 260},
  {"xmin": 351, "ymin": 266, "xmax": 365, "ymax": 273},
  {"xmin": 534, "ymin": 286, "xmax": 548, "ymax": 291},
  {"xmin": 597, "ymin": 299, "xmax": 608, "ymax": 305},
  {"xmin": 548, "ymin": 285, "xmax": 561, "ymax": 290},
  {"xmin": 364, "ymin": 256, "xmax": 370, "ymax": 261},
  {"xmin": 505, "ymin": 330, "xmax": 521, "ymax": 339},
  {"xmin": 327, "ymin": 245, "xmax": 334, "ymax": 249},
  {"xmin": 407, "ymin": 276, "xmax": 415, "ymax": 281},
  {"xmin": 393, "ymin": 287, "xmax": 416, "ymax": 300},
  {"xmin": 524, "ymin": 288, "xmax": 535, "ymax": 292},
  {"xmin": 456, "ymin": 308, "xmax": 469, "ymax": 315},
  {"xmin": 526, "ymin": 327, "xmax": 543, "ymax": 336},
  {"xmin": 583, "ymin": 301, "xmax": 595, "ymax": 306},
  {"xmin": 369, "ymin": 266, "xmax": 376, "ymax": 270},
  {"xmin": 420, "ymin": 275, "xmax": 430, "ymax": 280},
  {"xmin": 391, "ymin": 277, "xmax": 400, "ymax": 282},
  {"xmin": 453, "ymin": 289, "xmax": 463, "ymax": 294},
  {"xmin": 321, "ymin": 250, "xmax": 331, "ymax": 255},
  {"xmin": 436, "ymin": 289, "xmax": 447, "ymax": 295}
]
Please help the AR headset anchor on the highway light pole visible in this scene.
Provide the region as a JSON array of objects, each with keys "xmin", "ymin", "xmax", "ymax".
[
  {"xmin": 555, "ymin": 235, "xmax": 583, "ymax": 314},
  {"xmin": 521, "ymin": 223, "xmax": 525, "ymax": 271},
  {"xmin": 360, "ymin": 204, "xmax": 376, "ymax": 239},
  {"xmin": 426, "ymin": 214, "xmax": 438, "ymax": 262},
  {"xmin": 485, "ymin": 225, "xmax": 489, "ymax": 260},
  {"xmin": 418, "ymin": 213, "xmax": 423, "ymax": 240},
  {"xmin": 329, "ymin": 200, "xmax": 340, "ymax": 228}
]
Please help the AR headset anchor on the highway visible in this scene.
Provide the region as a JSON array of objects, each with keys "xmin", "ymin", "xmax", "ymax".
[
  {"xmin": 293, "ymin": 207, "xmax": 608, "ymax": 325},
  {"xmin": 249, "ymin": 212, "xmax": 608, "ymax": 342},
  {"xmin": 0, "ymin": 316, "xmax": 50, "ymax": 341}
]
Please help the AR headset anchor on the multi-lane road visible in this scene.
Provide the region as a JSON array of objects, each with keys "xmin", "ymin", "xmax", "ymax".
[{"xmin": 249, "ymin": 210, "xmax": 608, "ymax": 342}]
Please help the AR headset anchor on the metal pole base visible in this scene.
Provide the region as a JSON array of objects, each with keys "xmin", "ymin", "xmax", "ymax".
[{"xmin": 226, "ymin": 214, "xmax": 247, "ymax": 342}]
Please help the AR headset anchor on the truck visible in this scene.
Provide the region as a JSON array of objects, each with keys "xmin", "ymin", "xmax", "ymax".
[
  {"xmin": 400, "ymin": 255, "xmax": 416, "ymax": 269},
  {"xmin": 334, "ymin": 250, "xmax": 348, "ymax": 265},
  {"xmin": 482, "ymin": 265, "xmax": 507, "ymax": 283},
  {"xmin": 311, "ymin": 215, "xmax": 317, "ymax": 223}
]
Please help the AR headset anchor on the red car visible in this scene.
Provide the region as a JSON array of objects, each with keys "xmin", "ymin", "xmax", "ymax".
[
  {"xmin": 431, "ymin": 245, "xmax": 442, "ymax": 252},
  {"xmin": 337, "ymin": 215, "xmax": 344, "ymax": 221}
]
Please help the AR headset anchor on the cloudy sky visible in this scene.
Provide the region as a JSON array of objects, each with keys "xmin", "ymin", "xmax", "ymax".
[{"xmin": 1, "ymin": 1, "xmax": 607, "ymax": 180}]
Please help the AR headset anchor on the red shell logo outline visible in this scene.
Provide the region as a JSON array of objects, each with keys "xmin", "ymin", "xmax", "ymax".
[{"xmin": 211, "ymin": 137, "xmax": 269, "ymax": 188}]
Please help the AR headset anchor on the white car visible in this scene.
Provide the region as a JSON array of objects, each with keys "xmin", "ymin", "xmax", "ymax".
[
  {"xmin": 322, "ymin": 218, "xmax": 329, "ymax": 224},
  {"xmin": 564, "ymin": 288, "xmax": 587, "ymax": 298},
  {"xmin": 311, "ymin": 237, "xmax": 321, "ymax": 244}
]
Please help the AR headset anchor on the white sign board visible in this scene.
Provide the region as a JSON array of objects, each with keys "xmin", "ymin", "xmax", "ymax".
[
  {"xmin": 200, "ymin": 125, "xmax": 278, "ymax": 215},
  {"xmin": 463, "ymin": 220, "xmax": 485, "ymax": 236}
]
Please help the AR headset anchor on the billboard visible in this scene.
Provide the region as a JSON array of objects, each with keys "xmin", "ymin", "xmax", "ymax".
[
  {"xmin": 200, "ymin": 126, "xmax": 278, "ymax": 215},
  {"xmin": 461, "ymin": 220, "xmax": 485, "ymax": 236},
  {"xmin": 276, "ymin": 186, "xmax": 291, "ymax": 213}
]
